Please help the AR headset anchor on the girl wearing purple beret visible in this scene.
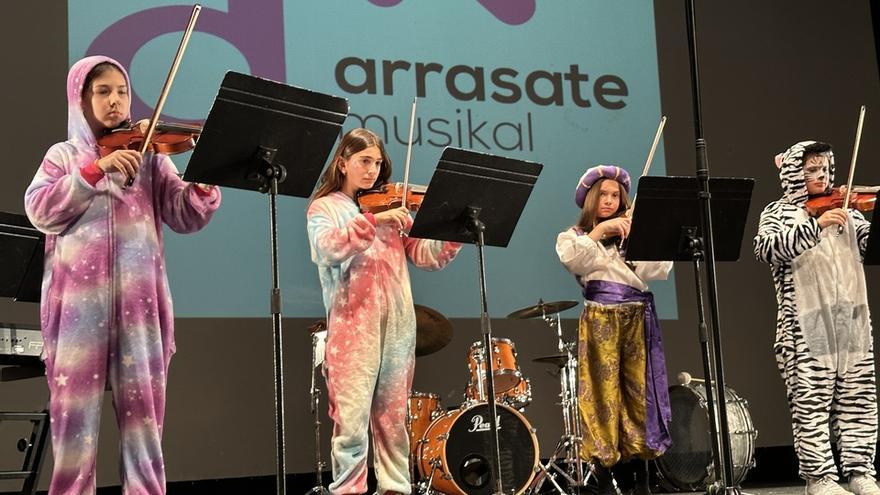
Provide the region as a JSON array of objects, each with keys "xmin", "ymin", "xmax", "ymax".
[{"xmin": 556, "ymin": 165, "xmax": 673, "ymax": 495}]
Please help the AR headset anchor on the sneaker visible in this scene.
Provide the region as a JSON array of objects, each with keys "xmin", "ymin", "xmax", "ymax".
[
  {"xmin": 806, "ymin": 477, "xmax": 854, "ymax": 495},
  {"xmin": 849, "ymin": 475, "xmax": 880, "ymax": 495}
]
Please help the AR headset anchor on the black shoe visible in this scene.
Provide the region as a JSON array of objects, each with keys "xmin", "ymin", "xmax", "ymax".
[{"xmin": 592, "ymin": 465, "xmax": 620, "ymax": 495}]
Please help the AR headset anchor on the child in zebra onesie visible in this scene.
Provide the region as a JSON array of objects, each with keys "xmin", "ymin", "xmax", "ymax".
[{"xmin": 754, "ymin": 140, "xmax": 878, "ymax": 495}]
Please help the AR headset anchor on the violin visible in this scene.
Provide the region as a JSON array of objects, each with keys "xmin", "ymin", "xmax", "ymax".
[
  {"xmin": 357, "ymin": 98, "xmax": 425, "ymax": 227},
  {"xmin": 98, "ymin": 121, "xmax": 201, "ymax": 157},
  {"xmin": 357, "ymin": 182, "xmax": 427, "ymax": 214},
  {"xmin": 805, "ymin": 185, "xmax": 879, "ymax": 216}
]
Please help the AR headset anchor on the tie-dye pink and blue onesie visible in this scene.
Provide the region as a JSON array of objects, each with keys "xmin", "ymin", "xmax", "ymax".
[
  {"xmin": 307, "ymin": 191, "xmax": 461, "ymax": 495},
  {"xmin": 23, "ymin": 56, "xmax": 221, "ymax": 495}
]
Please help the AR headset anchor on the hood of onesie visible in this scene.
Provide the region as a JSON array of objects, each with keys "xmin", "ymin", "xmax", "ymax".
[
  {"xmin": 66, "ymin": 56, "xmax": 132, "ymax": 150},
  {"xmin": 774, "ymin": 140, "xmax": 834, "ymax": 207}
]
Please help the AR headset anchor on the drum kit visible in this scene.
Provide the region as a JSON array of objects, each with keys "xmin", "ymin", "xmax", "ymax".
[
  {"xmin": 404, "ymin": 299, "xmax": 591, "ymax": 495},
  {"xmin": 306, "ymin": 300, "xmax": 757, "ymax": 495}
]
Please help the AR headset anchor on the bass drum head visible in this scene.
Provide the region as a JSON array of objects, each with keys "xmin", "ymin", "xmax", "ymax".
[
  {"xmin": 655, "ymin": 385, "xmax": 713, "ymax": 491},
  {"xmin": 654, "ymin": 384, "xmax": 756, "ymax": 492},
  {"xmin": 445, "ymin": 403, "xmax": 538, "ymax": 495}
]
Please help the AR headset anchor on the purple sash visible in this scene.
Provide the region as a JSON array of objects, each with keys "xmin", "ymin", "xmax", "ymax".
[{"xmin": 582, "ymin": 279, "xmax": 672, "ymax": 453}]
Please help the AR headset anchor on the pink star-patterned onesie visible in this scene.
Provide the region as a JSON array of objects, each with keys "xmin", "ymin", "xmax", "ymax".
[{"xmin": 307, "ymin": 191, "xmax": 460, "ymax": 495}]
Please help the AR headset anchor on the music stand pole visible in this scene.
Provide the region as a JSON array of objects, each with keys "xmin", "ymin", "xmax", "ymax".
[
  {"xmin": 685, "ymin": 231, "xmax": 724, "ymax": 479},
  {"xmin": 467, "ymin": 207, "xmax": 504, "ymax": 495},
  {"xmin": 265, "ymin": 150, "xmax": 288, "ymax": 495}
]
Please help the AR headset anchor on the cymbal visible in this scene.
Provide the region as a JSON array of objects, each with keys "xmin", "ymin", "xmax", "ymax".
[
  {"xmin": 415, "ymin": 304, "xmax": 453, "ymax": 357},
  {"xmin": 507, "ymin": 300, "xmax": 578, "ymax": 319},
  {"xmin": 532, "ymin": 353, "xmax": 569, "ymax": 367}
]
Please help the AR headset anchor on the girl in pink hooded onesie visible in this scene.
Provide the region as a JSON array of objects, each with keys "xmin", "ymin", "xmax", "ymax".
[
  {"xmin": 24, "ymin": 56, "xmax": 221, "ymax": 494},
  {"xmin": 307, "ymin": 128, "xmax": 461, "ymax": 495}
]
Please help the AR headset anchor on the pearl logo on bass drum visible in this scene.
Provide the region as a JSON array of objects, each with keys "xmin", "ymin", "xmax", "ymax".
[{"xmin": 468, "ymin": 414, "xmax": 502, "ymax": 433}]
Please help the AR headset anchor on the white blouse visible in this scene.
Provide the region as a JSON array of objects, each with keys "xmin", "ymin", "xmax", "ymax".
[{"xmin": 555, "ymin": 228, "xmax": 673, "ymax": 292}]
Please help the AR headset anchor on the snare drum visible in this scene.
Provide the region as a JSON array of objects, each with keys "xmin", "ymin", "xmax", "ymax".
[
  {"xmin": 466, "ymin": 338, "xmax": 522, "ymax": 396},
  {"xmin": 407, "ymin": 391, "xmax": 443, "ymax": 456},
  {"xmin": 654, "ymin": 383, "xmax": 757, "ymax": 491},
  {"xmin": 418, "ymin": 402, "xmax": 539, "ymax": 495}
]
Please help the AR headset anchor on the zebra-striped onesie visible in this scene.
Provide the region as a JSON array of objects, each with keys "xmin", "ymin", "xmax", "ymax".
[{"xmin": 754, "ymin": 140, "xmax": 876, "ymax": 481}]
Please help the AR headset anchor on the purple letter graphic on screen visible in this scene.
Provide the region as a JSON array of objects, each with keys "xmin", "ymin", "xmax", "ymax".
[
  {"xmin": 367, "ymin": 0, "xmax": 535, "ymax": 25},
  {"xmin": 87, "ymin": 0, "xmax": 285, "ymax": 120}
]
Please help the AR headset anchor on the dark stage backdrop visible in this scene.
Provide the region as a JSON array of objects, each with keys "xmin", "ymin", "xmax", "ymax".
[{"xmin": 1, "ymin": 1, "xmax": 879, "ymax": 490}]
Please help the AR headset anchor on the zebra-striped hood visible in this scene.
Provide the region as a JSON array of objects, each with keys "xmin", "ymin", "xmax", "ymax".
[{"xmin": 775, "ymin": 140, "xmax": 835, "ymax": 207}]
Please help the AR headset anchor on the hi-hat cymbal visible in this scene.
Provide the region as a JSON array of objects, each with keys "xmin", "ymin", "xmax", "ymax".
[
  {"xmin": 507, "ymin": 300, "xmax": 578, "ymax": 319},
  {"xmin": 415, "ymin": 304, "xmax": 452, "ymax": 357},
  {"xmin": 532, "ymin": 353, "xmax": 570, "ymax": 367}
]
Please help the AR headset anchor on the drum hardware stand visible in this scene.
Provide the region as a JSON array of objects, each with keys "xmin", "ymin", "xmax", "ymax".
[
  {"xmin": 473, "ymin": 344, "xmax": 487, "ymax": 400},
  {"xmin": 412, "ymin": 458, "xmax": 442, "ymax": 495},
  {"xmin": 530, "ymin": 308, "xmax": 591, "ymax": 495},
  {"xmin": 307, "ymin": 330, "xmax": 330, "ymax": 495}
]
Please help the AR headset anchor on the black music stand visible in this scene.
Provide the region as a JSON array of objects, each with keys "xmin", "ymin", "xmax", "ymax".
[
  {"xmin": 0, "ymin": 212, "xmax": 44, "ymax": 303},
  {"xmin": 0, "ymin": 211, "xmax": 49, "ymax": 495},
  {"xmin": 625, "ymin": 176, "xmax": 753, "ymax": 493},
  {"xmin": 862, "ymin": 190, "xmax": 880, "ymax": 265},
  {"xmin": 184, "ymin": 72, "xmax": 348, "ymax": 495},
  {"xmin": 626, "ymin": 177, "xmax": 754, "ymax": 262},
  {"xmin": 410, "ymin": 147, "xmax": 542, "ymax": 495}
]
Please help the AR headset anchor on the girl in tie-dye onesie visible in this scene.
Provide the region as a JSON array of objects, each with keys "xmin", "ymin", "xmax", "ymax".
[
  {"xmin": 307, "ymin": 128, "xmax": 461, "ymax": 495},
  {"xmin": 24, "ymin": 56, "xmax": 221, "ymax": 495}
]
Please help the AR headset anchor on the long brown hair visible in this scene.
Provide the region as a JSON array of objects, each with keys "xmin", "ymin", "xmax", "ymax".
[
  {"xmin": 575, "ymin": 178, "xmax": 631, "ymax": 232},
  {"xmin": 311, "ymin": 128, "xmax": 392, "ymax": 202}
]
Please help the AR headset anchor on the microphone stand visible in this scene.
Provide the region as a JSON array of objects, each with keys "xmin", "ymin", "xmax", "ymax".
[{"xmin": 683, "ymin": 2, "xmax": 737, "ymax": 494}]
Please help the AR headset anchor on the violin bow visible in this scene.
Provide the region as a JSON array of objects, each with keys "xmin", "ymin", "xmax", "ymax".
[
  {"xmin": 842, "ymin": 105, "xmax": 867, "ymax": 212},
  {"xmin": 128, "ymin": 4, "xmax": 201, "ymax": 186},
  {"xmin": 400, "ymin": 97, "xmax": 418, "ymax": 209},
  {"xmin": 617, "ymin": 116, "xmax": 666, "ymax": 253},
  {"xmin": 631, "ymin": 115, "xmax": 667, "ymax": 209}
]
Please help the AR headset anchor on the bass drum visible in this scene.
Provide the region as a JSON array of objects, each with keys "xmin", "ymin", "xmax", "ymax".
[
  {"xmin": 418, "ymin": 402, "xmax": 538, "ymax": 495},
  {"xmin": 654, "ymin": 383, "xmax": 757, "ymax": 491}
]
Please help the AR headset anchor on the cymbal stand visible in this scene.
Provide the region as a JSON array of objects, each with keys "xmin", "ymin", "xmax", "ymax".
[
  {"xmin": 530, "ymin": 312, "xmax": 589, "ymax": 494},
  {"xmin": 466, "ymin": 344, "xmax": 488, "ymax": 403},
  {"xmin": 306, "ymin": 331, "xmax": 330, "ymax": 495}
]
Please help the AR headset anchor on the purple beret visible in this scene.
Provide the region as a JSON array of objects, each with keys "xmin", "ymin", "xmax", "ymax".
[{"xmin": 575, "ymin": 165, "xmax": 631, "ymax": 208}]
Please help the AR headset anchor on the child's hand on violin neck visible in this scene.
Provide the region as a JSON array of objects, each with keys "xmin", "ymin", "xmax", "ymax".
[
  {"xmin": 96, "ymin": 149, "xmax": 142, "ymax": 181},
  {"xmin": 600, "ymin": 216, "xmax": 632, "ymax": 239},
  {"xmin": 374, "ymin": 206, "xmax": 410, "ymax": 229},
  {"xmin": 815, "ymin": 208, "xmax": 848, "ymax": 229}
]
